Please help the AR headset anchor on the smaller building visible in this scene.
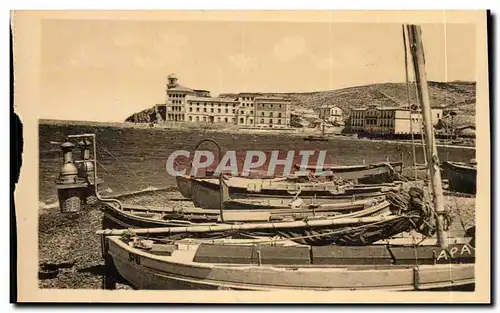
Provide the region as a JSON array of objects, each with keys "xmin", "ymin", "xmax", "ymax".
[
  {"xmin": 349, "ymin": 105, "xmax": 443, "ymax": 135},
  {"xmin": 316, "ymin": 105, "xmax": 344, "ymax": 123}
]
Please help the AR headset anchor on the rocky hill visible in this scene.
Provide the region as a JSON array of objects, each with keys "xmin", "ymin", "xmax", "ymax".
[{"xmin": 126, "ymin": 81, "xmax": 476, "ymax": 126}]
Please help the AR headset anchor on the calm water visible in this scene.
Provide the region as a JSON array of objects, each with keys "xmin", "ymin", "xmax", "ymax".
[{"xmin": 39, "ymin": 123, "xmax": 475, "ymax": 203}]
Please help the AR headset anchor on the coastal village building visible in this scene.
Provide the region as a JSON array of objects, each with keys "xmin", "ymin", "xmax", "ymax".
[
  {"xmin": 350, "ymin": 104, "xmax": 443, "ymax": 135},
  {"xmin": 164, "ymin": 74, "xmax": 291, "ymax": 127},
  {"xmin": 316, "ymin": 105, "xmax": 344, "ymax": 123},
  {"xmin": 253, "ymin": 96, "xmax": 291, "ymax": 128}
]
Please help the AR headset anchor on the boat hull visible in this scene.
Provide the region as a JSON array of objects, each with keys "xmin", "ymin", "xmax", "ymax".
[
  {"xmin": 101, "ymin": 196, "xmax": 390, "ymax": 230},
  {"xmin": 191, "ymin": 177, "xmax": 397, "ymax": 209},
  {"xmin": 176, "ymin": 175, "xmax": 193, "ymax": 199},
  {"xmin": 442, "ymin": 161, "xmax": 477, "ymax": 194},
  {"xmin": 104, "ymin": 236, "xmax": 475, "ymax": 291}
]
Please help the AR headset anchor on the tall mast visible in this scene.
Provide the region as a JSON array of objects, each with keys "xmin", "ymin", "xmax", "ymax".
[{"xmin": 406, "ymin": 24, "xmax": 448, "ymax": 248}]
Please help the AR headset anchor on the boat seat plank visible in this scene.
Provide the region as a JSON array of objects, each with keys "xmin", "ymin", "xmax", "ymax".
[
  {"xmin": 149, "ymin": 244, "xmax": 177, "ymax": 256},
  {"xmin": 252, "ymin": 245, "xmax": 311, "ymax": 265},
  {"xmin": 193, "ymin": 244, "xmax": 254, "ymax": 264}
]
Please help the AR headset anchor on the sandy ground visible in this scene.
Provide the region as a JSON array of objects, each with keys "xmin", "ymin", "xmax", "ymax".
[{"xmin": 37, "ymin": 185, "xmax": 476, "ymax": 290}]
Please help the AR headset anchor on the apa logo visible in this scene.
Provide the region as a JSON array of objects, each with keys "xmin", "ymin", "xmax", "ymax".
[{"xmin": 436, "ymin": 243, "xmax": 475, "ymax": 261}]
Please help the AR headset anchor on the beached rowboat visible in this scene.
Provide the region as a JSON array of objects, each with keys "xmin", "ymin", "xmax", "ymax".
[
  {"xmin": 100, "ymin": 232, "xmax": 474, "ymax": 291},
  {"xmin": 442, "ymin": 161, "xmax": 477, "ymax": 194}
]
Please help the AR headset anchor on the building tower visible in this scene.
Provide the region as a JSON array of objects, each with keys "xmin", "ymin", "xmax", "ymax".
[{"xmin": 167, "ymin": 73, "xmax": 179, "ymax": 89}]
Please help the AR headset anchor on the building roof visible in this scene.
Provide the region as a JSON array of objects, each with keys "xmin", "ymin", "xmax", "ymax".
[
  {"xmin": 377, "ymin": 106, "xmax": 400, "ymax": 111},
  {"xmin": 254, "ymin": 96, "xmax": 289, "ymax": 102},
  {"xmin": 187, "ymin": 96, "xmax": 238, "ymax": 103},
  {"xmin": 238, "ymin": 92, "xmax": 263, "ymax": 96},
  {"xmin": 167, "ymin": 84, "xmax": 195, "ymax": 92}
]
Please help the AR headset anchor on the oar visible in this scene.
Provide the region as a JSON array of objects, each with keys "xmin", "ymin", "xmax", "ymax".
[{"xmin": 97, "ymin": 212, "xmax": 401, "ymax": 236}]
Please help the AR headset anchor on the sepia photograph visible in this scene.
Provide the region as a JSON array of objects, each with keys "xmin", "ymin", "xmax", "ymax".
[{"xmin": 12, "ymin": 10, "xmax": 490, "ymax": 303}]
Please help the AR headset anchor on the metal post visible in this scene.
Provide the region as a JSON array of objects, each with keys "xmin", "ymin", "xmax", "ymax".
[{"xmin": 407, "ymin": 24, "xmax": 447, "ymax": 248}]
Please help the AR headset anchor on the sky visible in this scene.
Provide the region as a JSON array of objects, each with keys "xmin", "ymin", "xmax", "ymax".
[{"xmin": 40, "ymin": 19, "xmax": 476, "ymax": 122}]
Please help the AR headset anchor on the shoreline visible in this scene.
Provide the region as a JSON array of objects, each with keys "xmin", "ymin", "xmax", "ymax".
[{"xmin": 39, "ymin": 119, "xmax": 475, "ymax": 151}]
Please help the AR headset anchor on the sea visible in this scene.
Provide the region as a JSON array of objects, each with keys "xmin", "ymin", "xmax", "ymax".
[{"xmin": 38, "ymin": 122, "xmax": 476, "ymax": 205}]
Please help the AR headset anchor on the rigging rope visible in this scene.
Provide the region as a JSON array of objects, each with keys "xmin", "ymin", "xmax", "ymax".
[{"xmin": 96, "ymin": 142, "xmax": 174, "ymax": 205}]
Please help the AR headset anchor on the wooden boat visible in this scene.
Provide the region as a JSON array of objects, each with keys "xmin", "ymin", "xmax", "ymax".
[
  {"xmin": 98, "ymin": 194, "xmax": 475, "ymax": 290},
  {"xmin": 177, "ymin": 161, "xmax": 404, "ymax": 200},
  {"xmin": 189, "ymin": 175, "xmax": 401, "ymax": 209},
  {"xmin": 303, "ymin": 135, "xmax": 329, "ymax": 142},
  {"xmin": 102, "ymin": 180, "xmax": 392, "ymax": 229},
  {"xmin": 442, "ymin": 161, "xmax": 477, "ymax": 194},
  {"xmin": 100, "ymin": 235, "xmax": 474, "ymax": 291},
  {"xmin": 292, "ymin": 161, "xmax": 403, "ymax": 184}
]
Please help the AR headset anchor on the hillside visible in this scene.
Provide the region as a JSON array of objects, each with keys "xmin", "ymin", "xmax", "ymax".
[{"xmin": 126, "ymin": 81, "xmax": 476, "ymax": 126}]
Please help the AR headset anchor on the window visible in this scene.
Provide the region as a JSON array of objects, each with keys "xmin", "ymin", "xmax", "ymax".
[
  {"xmin": 225, "ymin": 109, "xmax": 228, "ymax": 113},
  {"xmin": 277, "ymin": 119, "xmax": 281, "ymax": 125},
  {"xmin": 203, "ymin": 108, "xmax": 207, "ymax": 112},
  {"xmin": 270, "ymin": 104, "xmax": 273, "ymax": 108},
  {"xmin": 196, "ymin": 116, "xmax": 199, "ymax": 121},
  {"xmin": 260, "ymin": 119, "xmax": 264, "ymax": 123},
  {"xmin": 224, "ymin": 118, "xmax": 228, "ymax": 122},
  {"xmin": 249, "ymin": 119, "xmax": 253, "ymax": 124},
  {"xmin": 261, "ymin": 112, "xmax": 265, "ymax": 117},
  {"xmin": 269, "ymin": 112, "xmax": 273, "ymax": 117},
  {"xmin": 196, "ymin": 108, "xmax": 200, "ymax": 112},
  {"xmin": 233, "ymin": 104, "xmax": 237, "ymax": 107},
  {"xmin": 189, "ymin": 107, "xmax": 192, "ymax": 112},
  {"xmin": 269, "ymin": 119, "xmax": 273, "ymax": 124},
  {"xmin": 218, "ymin": 109, "xmax": 221, "ymax": 113},
  {"xmin": 217, "ymin": 117, "xmax": 221, "ymax": 121},
  {"xmin": 211, "ymin": 108, "xmax": 214, "ymax": 113},
  {"xmin": 278, "ymin": 113, "xmax": 282, "ymax": 118},
  {"xmin": 250, "ymin": 111, "xmax": 253, "ymax": 115},
  {"xmin": 203, "ymin": 117, "xmax": 207, "ymax": 121},
  {"xmin": 189, "ymin": 116, "xmax": 192, "ymax": 121},
  {"xmin": 232, "ymin": 109, "xmax": 235, "ymax": 113},
  {"xmin": 240, "ymin": 118, "xmax": 244, "ymax": 124}
]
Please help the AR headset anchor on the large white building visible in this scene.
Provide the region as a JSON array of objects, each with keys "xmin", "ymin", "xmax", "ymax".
[
  {"xmin": 350, "ymin": 105, "xmax": 443, "ymax": 135},
  {"xmin": 163, "ymin": 74, "xmax": 292, "ymax": 128}
]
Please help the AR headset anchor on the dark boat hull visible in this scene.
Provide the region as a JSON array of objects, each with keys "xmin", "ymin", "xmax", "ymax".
[{"xmin": 442, "ymin": 161, "xmax": 477, "ymax": 194}]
